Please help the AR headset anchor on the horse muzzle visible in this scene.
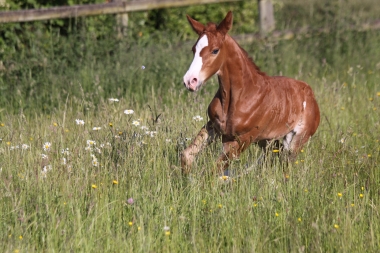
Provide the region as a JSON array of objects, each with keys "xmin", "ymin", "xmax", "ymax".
[{"xmin": 183, "ymin": 75, "xmax": 203, "ymax": 92}]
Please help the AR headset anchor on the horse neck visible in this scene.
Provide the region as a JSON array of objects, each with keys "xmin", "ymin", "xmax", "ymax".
[{"xmin": 217, "ymin": 35, "xmax": 264, "ymax": 102}]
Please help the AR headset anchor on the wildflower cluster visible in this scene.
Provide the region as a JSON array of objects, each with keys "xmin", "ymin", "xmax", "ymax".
[
  {"xmin": 75, "ymin": 119, "xmax": 85, "ymax": 125},
  {"xmin": 41, "ymin": 165, "xmax": 52, "ymax": 178},
  {"xmin": 8, "ymin": 144, "xmax": 30, "ymax": 151},
  {"xmin": 193, "ymin": 115, "xmax": 204, "ymax": 122}
]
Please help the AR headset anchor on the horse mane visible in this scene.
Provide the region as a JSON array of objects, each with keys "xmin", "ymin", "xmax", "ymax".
[{"xmin": 237, "ymin": 43, "xmax": 267, "ymax": 76}]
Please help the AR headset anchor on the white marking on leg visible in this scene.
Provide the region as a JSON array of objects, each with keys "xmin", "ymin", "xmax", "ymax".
[
  {"xmin": 183, "ymin": 35, "xmax": 208, "ymax": 90},
  {"xmin": 283, "ymin": 131, "xmax": 295, "ymax": 151}
]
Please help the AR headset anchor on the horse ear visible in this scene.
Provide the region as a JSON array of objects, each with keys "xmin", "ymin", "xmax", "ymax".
[
  {"xmin": 186, "ymin": 15, "xmax": 205, "ymax": 35},
  {"xmin": 217, "ymin": 11, "xmax": 233, "ymax": 35}
]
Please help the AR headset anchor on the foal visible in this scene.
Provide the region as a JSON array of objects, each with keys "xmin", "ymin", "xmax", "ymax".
[{"xmin": 181, "ymin": 11, "xmax": 320, "ymax": 174}]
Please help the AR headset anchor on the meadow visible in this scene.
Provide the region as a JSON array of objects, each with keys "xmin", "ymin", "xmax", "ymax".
[{"xmin": 1, "ymin": 2, "xmax": 380, "ymax": 252}]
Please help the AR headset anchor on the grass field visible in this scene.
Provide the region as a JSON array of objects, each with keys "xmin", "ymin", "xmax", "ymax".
[{"xmin": 1, "ymin": 8, "xmax": 380, "ymax": 252}]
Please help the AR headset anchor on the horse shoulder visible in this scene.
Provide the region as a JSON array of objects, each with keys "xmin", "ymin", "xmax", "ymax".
[{"xmin": 208, "ymin": 90, "xmax": 225, "ymax": 132}]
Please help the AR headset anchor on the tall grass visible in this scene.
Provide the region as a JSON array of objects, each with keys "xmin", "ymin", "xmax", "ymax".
[{"xmin": 1, "ymin": 6, "xmax": 380, "ymax": 253}]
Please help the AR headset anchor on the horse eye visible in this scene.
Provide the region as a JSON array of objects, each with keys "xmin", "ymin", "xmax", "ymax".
[{"xmin": 212, "ymin": 49, "xmax": 220, "ymax": 55}]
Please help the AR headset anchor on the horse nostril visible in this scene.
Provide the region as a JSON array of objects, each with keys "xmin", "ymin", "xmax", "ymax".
[{"xmin": 191, "ymin": 78, "xmax": 197, "ymax": 85}]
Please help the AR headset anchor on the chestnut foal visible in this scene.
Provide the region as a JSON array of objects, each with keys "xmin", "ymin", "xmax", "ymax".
[{"xmin": 181, "ymin": 11, "xmax": 320, "ymax": 175}]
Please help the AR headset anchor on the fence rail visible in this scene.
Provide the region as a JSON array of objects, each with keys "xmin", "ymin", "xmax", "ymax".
[{"xmin": 0, "ymin": 0, "xmax": 243, "ymax": 23}]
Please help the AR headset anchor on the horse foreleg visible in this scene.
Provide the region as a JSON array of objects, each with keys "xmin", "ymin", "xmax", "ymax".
[{"xmin": 181, "ymin": 122, "xmax": 217, "ymax": 174}]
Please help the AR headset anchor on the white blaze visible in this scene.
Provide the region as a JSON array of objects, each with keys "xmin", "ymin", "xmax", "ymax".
[{"xmin": 183, "ymin": 35, "xmax": 208, "ymax": 89}]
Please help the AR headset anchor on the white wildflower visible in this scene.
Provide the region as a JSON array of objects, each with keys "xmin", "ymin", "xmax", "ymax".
[
  {"xmin": 41, "ymin": 165, "xmax": 52, "ymax": 178},
  {"xmin": 21, "ymin": 144, "xmax": 29, "ymax": 150},
  {"xmin": 108, "ymin": 98, "xmax": 119, "ymax": 102},
  {"xmin": 163, "ymin": 226, "xmax": 170, "ymax": 231},
  {"xmin": 132, "ymin": 120, "xmax": 140, "ymax": 126},
  {"xmin": 75, "ymin": 119, "xmax": 85, "ymax": 125},
  {"xmin": 43, "ymin": 142, "xmax": 51, "ymax": 152},
  {"xmin": 140, "ymin": 125, "xmax": 149, "ymax": 130},
  {"xmin": 41, "ymin": 154, "xmax": 48, "ymax": 159},
  {"xmin": 193, "ymin": 115, "xmax": 203, "ymax": 122},
  {"xmin": 145, "ymin": 131, "xmax": 157, "ymax": 137},
  {"xmin": 124, "ymin": 109, "xmax": 134, "ymax": 115},
  {"xmin": 87, "ymin": 140, "xmax": 96, "ymax": 146},
  {"xmin": 61, "ymin": 148, "xmax": 70, "ymax": 156},
  {"xmin": 92, "ymin": 158, "xmax": 99, "ymax": 167},
  {"xmin": 93, "ymin": 127, "xmax": 101, "ymax": 131}
]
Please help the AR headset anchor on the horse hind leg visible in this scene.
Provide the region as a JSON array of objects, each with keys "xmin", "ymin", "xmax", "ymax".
[
  {"xmin": 282, "ymin": 129, "xmax": 310, "ymax": 162},
  {"xmin": 216, "ymin": 140, "xmax": 246, "ymax": 175}
]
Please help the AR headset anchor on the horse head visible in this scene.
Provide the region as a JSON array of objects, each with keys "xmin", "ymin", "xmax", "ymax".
[{"xmin": 183, "ymin": 11, "xmax": 233, "ymax": 92}]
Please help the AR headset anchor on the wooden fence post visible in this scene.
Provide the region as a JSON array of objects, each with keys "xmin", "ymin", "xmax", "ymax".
[
  {"xmin": 113, "ymin": 0, "xmax": 129, "ymax": 37},
  {"xmin": 258, "ymin": 0, "xmax": 275, "ymax": 34}
]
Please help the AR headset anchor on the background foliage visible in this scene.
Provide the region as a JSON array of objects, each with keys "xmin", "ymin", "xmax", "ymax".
[{"xmin": 0, "ymin": 0, "xmax": 380, "ymax": 252}]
